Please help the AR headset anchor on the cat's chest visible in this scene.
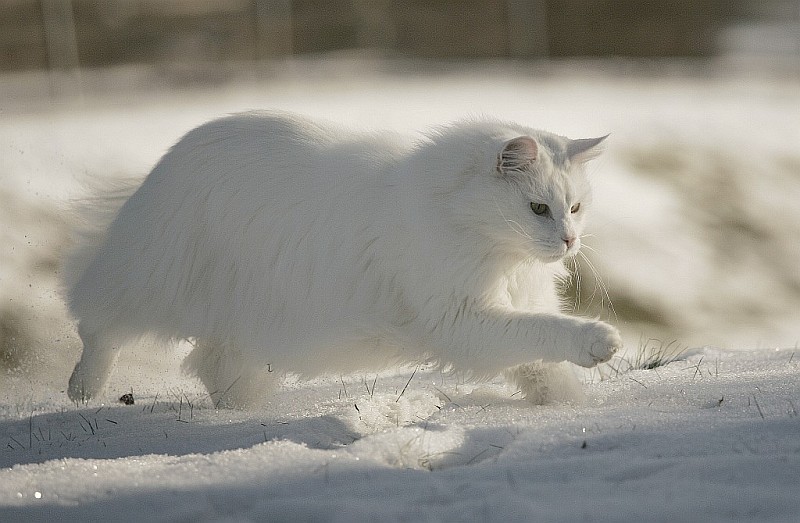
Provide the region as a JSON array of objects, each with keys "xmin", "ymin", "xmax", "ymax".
[{"xmin": 501, "ymin": 264, "xmax": 560, "ymax": 312}]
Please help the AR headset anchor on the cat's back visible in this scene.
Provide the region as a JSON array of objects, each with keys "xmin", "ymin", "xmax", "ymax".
[
  {"xmin": 161, "ymin": 111, "xmax": 334, "ymax": 175},
  {"xmin": 153, "ymin": 111, "xmax": 406, "ymax": 191},
  {"xmin": 190, "ymin": 111, "xmax": 336, "ymax": 150}
]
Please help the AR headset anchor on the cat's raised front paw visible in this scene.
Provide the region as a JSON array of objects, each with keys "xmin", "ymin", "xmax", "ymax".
[{"xmin": 572, "ymin": 320, "xmax": 622, "ymax": 368}]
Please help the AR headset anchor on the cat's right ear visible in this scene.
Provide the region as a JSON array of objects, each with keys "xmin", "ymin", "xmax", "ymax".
[
  {"xmin": 567, "ymin": 135, "xmax": 608, "ymax": 164},
  {"xmin": 497, "ymin": 136, "xmax": 538, "ymax": 176}
]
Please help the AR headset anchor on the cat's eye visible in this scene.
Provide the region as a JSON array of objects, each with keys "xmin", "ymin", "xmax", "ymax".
[
  {"xmin": 530, "ymin": 202, "xmax": 549, "ymax": 216},
  {"xmin": 571, "ymin": 203, "xmax": 581, "ymax": 214}
]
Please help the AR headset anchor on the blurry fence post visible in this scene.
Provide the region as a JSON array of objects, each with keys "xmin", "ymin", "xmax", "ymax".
[
  {"xmin": 355, "ymin": 0, "xmax": 397, "ymax": 51},
  {"xmin": 254, "ymin": 0, "xmax": 294, "ymax": 59},
  {"xmin": 41, "ymin": 0, "xmax": 80, "ymax": 69},
  {"xmin": 40, "ymin": 0, "xmax": 82, "ymax": 98},
  {"xmin": 507, "ymin": 0, "xmax": 549, "ymax": 58}
]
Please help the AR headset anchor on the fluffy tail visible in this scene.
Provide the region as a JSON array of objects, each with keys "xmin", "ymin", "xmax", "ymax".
[{"xmin": 61, "ymin": 178, "xmax": 140, "ymax": 295}]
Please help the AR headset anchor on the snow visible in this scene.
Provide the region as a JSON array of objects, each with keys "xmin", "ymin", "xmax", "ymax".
[
  {"xmin": 3, "ymin": 351, "xmax": 799, "ymax": 522},
  {"xmin": 1, "ymin": 58, "xmax": 799, "ymax": 521}
]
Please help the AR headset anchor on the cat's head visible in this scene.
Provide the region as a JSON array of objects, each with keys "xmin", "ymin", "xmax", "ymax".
[{"xmin": 452, "ymin": 126, "xmax": 606, "ymax": 264}]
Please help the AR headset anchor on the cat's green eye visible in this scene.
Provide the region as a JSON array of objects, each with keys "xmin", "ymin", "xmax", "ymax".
[
  {"xmin": 571, "ymin": 203, "xmax": 581, "ymax": 214},
  {"xmin": 530, "ymin": 202, "xmax": 549, "ymax": 216}
]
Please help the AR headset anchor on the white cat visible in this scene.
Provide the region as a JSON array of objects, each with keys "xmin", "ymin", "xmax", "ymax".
[{"xmin": 65, "ymin": 112, "xmax": 621, "ymax": 407}]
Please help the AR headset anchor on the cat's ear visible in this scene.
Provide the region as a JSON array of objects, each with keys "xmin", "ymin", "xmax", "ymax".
[
  {"xmin": 497, "ymin": 136, "xmax": 538, "ymax": 175},
  {"xmin": 567, "ymin": 135, "xmax": 608, "ymax": 164}
]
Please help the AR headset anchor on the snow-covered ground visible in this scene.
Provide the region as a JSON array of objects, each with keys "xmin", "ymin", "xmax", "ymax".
[
  {"xmin": 1, "ymin": 58, "xmax": 799, "ymax": 521},
  {"xmin": 2, "ymin": 349, "xmax": 799, "ymax": 522}
]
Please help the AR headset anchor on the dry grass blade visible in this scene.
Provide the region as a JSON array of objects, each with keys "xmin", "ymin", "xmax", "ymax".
[{"xmin": 397, "ymin": 365, "xmax": 419, "ymax": 403}]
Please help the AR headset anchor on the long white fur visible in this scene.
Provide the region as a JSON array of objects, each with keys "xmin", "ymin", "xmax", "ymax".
[{"xmin": 65, "ymin": 112, "xmax": 621, "ymax": 406}]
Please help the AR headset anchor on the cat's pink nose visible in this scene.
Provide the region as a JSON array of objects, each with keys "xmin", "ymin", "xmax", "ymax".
[{"xmin": 562, "ymin": 236, "xmax": 577, "ymax": 249}]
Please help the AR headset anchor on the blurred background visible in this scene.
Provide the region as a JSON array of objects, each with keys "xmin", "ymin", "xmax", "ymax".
[
  {"xmin": 1, "ymin": 1, "xmax": 798, "ymax": 401},
  {"xmin": 1, "ymin": 0, "xmax": 798, "ymax": 70}
]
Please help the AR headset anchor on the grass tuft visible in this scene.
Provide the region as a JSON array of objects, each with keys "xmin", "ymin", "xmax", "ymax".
[
  {"xmin": 632, "ymin": 338, "xmax": 687, "ymax": 371},
  {"xmin": 604, "ymin": 336, "xmax": 688, "ymax": 380}
]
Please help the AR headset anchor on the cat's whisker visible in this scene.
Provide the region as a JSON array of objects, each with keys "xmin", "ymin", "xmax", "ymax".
[
  {"xmin": 579, "ymin": 236, "xmax": 599, "ymax": 254},
  {"xmin": 575, "ymin": 251, "xmax": 600, "ymax": 307},
  {"xmin": 577, "ymin": 249, "xmax": 618, "ymax": 323},
  {"xmin": 568, "ymin": 256, "xmax": 581, "ymax": 312},
  {"xmin": 493, "ymin": 198, "xmax": 533, "ymax": 241},
  {"xmin": 507, "ymin": 219, "xmax": 532, "ymax": 240}
]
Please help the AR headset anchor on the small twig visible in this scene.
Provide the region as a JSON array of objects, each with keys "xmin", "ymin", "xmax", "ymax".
[
  {"xmin": 370, "ymin": 375, "xmax": 377, "ymax": 397},
  {"xmin": 396, "ymin": 365, "xmax": 419, "ymax": 403},
  {"xmin": 185, "ymin": 393, "xmax": 194, "ymax": 420},
  {"xmin": 688, "ymin": 356, "xmax": 705, "ymax": 381},
  {"xmin": 433, "ymin": 386, "xmax": 451, "ymax": 403},
  {"xmin": 78, "ymin": 413, "xmax": 96, "ymax": 435},
  {"xmin": 752, "ymin": 394, "xmax": 765, "ymax": 419},
  {"xmin": 465, "ymin": 447, "xmax": 491, "ymax": 465},
  {"xmin": 629, "ymin": 377, "xmax": 647, "ymax": 389},
  {"xmin": 150, "ymin": 392, "xmax": 159, "ymax": 414},
  {"xmin": 215, "ymin": 376, "xmax": 242, "ymax": 408}
]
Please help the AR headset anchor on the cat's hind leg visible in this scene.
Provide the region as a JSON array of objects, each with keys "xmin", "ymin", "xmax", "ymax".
[
  {"xmin": 183, "ymin": 339, "xmax": 274, "ymax": 408},
  {"xmin": 68, "ymin": 324, "xmax": 121, "ymax": 404},
  {"xmin": 505, "ymin": 361, "xmax": 585, "ymax": 405}
]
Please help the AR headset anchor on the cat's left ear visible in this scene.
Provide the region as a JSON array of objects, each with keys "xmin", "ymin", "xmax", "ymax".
[
  {"xmin": 497, "ymin": 136, "xmax": 538, "ymax": 175},
  {"xmin": 567, "ymin": 135, "xmax": 608, "ymax": 164}
]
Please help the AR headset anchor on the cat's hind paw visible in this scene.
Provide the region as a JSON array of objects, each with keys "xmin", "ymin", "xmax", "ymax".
[{"xmin": 68, "ymin": 367, "xmax": 100, "ymax": 404}]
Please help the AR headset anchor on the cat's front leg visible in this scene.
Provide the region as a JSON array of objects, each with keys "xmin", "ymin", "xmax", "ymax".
[
  {"xmin": 432, "ymin": 306, "xmax": 620, "ymax": 372},
  {"xmin": 512, "ymin": 312, "xmax": 621, "ymax": 368}
]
